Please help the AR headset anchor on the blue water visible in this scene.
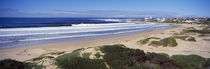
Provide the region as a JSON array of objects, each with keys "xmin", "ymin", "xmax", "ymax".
[
  {"xmin": 0, "ymin": 18, "xmax": 172, "ymax": 49},
  {"xmin": 0, "ymin": 18, "xmax": 123, "ymax": 28}
]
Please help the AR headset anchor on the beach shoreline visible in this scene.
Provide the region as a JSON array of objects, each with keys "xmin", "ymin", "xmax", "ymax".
[{"xmin": 1, "ymin": 23, "xmax": 210, "ymax": 61}]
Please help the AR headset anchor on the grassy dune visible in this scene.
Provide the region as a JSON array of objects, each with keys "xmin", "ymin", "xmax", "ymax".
[
  {"xmin": 137, "ymin": 37, "xmax": 178, "ymax": 47},
  {"xmin": 1, "ymin": 44, "xmax": 209, "ymax": 69}
]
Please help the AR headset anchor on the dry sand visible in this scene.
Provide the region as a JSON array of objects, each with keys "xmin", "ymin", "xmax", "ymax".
[{"xmin": 0, "ymin": 23, "xmax": 210, "ymax": 61}]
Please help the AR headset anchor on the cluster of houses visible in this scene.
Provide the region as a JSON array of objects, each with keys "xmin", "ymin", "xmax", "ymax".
[{"xmin": 144, "ymin": 16, "xmax": 209, "ymax": 23}]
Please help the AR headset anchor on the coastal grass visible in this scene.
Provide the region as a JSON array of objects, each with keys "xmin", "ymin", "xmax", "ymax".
[
  {"xmin": 72, "ymin": 48, "xmax": 85, "ymax": 52},
  {"xmin": 187, "ymin": 29, "xmax": 210, "ymax": 34},
  {"xmin": 82, "ymin": 53, "xmax": 91, "ymax": 58},
  {"xmin": 57, "ymin": 57, "xmax": 107, "ymax": 69},
  {"xmin": 149, "ymin": 41, "xmax": 162, "ymax": 46},
  {"xmin": 137, "ymin": 37, "xmax": 160, "ymax": 45},
  {"xmin": 137, "ymin": 37, "xmax": 179, "ymax": 47},
  {"xmin": 32, "ymin": 55, "xmax": 54, "ymax": 61},
  {"xmin": 146, "ymin": 53, "xmax": 170, "ymax": 64},
  {"xmin": 55, "ymin": 50, "xmax": 81, "ymax": 69},
  {"xmin": 0, "ymin": 59, "xmax": 45, "ymax": 69},
  {"xmin": 55, "ymin": 47, "xmax": 107, "ymax": 69},
  {"xmin": 30, "ymin": 51, "xmax": 65, "ymax": 61},
  {"xmin": 50, "ymin": 51, "xmax": 65, "ymax": 55},
  {"xmin": 100, "ymin": 44, "xmax": 145, "ymax": 69},
  {"xmin": 182, "ymin": 24, "xmax": 210, "ymax": 35},
  {"xmin": 170, "ymin": 55, "xmax": 207, "ymax": 69},
  {"xmin": 99, "ymin": 44, "xmax": 182, "ymax": 69},
  {"xmin": 149, "ymin": 37, "xmax": 178, "ymax": 47},
  {"xmin": 204, "ymin": 58, "xmax": 210, "ymax": 67},
  {"xmin": 161, "ymin": 37, "xmax": 178, "ymax": 47},
  {"xmin": 95, "ymin": 52, "xmax": 101, "ymax": 58},
  {"xmin": 3, "ymin": 44, "xmax": 210, "ymax": 69}
]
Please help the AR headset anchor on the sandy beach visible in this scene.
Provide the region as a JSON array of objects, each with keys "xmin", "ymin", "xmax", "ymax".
[{"xmin": 0, "ymin": 23, "xmax": 210, "ymax": 61}]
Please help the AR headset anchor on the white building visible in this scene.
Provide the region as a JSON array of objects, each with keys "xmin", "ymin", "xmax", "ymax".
[
  {"xmin": 144, "ymin": 17, "xmax": 149, "ymax": 20},
  {"xmin": 156, "ymin": 18, "xmax": 166, "ymax": 22},
  {"xmin": 149, "ymin": 16, "xmax": 152, "ymax": 19}
]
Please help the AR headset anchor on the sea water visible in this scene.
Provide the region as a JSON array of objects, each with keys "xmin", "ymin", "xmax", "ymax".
[{"xmin": 0, "ymin": 18, "xmax": 172, "ymax": 49}]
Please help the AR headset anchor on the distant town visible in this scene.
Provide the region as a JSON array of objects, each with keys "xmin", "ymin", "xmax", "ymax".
[{"xmin": 130, "ymin": 16, "xmax": 210, "ymax": 24}]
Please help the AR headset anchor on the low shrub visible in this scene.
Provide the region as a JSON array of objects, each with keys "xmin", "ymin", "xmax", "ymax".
[
  {"xmin": 127, "ymin": 61, "xmax": 162, "ymax": 69},
  {"xmin": 50, "ymin": 51, "xmax": 65, "ymax": 55},
  {"xmin": 171, "ymin": 54, "xmax": 206, "ymax": 69},
  {"xmin": 137, "ymin": 37, "xmax": 160, "ymax": 45},
  {"xmin": 184, "ymin": 26, "xmax": 210, "ymax": 35},
  {"xmin": 95, "ymin": 52, "xmax": 101, "ymax": 58},
  {"xmin": 56, "ymin": 49, "xmax": 82, "ymax": 68},
  {"xmin": 187, "ymin": 29, "xmax": 210, "ymax": 34},
  {"xmin": 82, "ymin": 53, "xmax": 91, "ymax": 58},
  {"xmin": 72, "ymin": 48, "xmax": 85, "ymax": 53},
  {"xmin": 149, "ymin": 37, "xmax": 178, "ymax": 47},
  {"xmin": 149, "ymin": 41, "xmax": 162, "ymax": 46},
  {"xmin": 100, "ymin": 44, "xmax": 136, "ymax": 69},
  {"xmin": 56, "ymin": 51, "xmax": 80, "ymax": 65},
  {"xmin": 56, "ymin": 57, "xmax": 107, "ymax": 69},
  {"xmin": 161, "ymin": 37, "xmax": 177, "ymax": 47},
  {"xmin": 100, "ymin": 44, "xmax": 147, "ymax": 69},
  {"xmin": 0, "ymin": 59, "xmax": 44, "ymax": 69},
  {"xmin": 146, "ymin": 53, "xmax": 169, "ymax": 64},
  {"xmin": 32, "ymin": 56, "xmax": 54, "ymax": 61},
  {"xmin": 204, "ymin": 58, "xmax": 210, "ymax": 68},
  {"xmin": 41, "ymin": 44, "xmax": 210, "ymax": 69},
  {"xmin": 55, "ymin": 47, "xmax": 108, "ymax": 69}
]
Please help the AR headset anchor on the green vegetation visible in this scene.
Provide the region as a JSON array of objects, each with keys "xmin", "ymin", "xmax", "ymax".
[
  {"xmin": 147, "ymin": 53, "xmax": 170, "ymax": 64},
  {"xmin": 32, "ymin": 55, "xmax": 54, "ymax": 61},
  {"xmin": 95, "ymin": 52, "xmax": 101, "ymax": 58},
  {"xmin": 34, "ymin": 65, "xmax": 45, "ymax": 69},
  {"xmin": 2, "ymin": 44, "xmax": 210, "ymax": 69},
  {"xmin": 137, "ymin": 37, "xmax": 177, "ymax": 47},
  {"xmin": 171, "ymin": 55, "xmax": 207, "ymax": 69},
  {"xmin": 190, "ymin": 24, "xmax": 210, "ymax": 35},
  {"xmin": 149, "ymin": 37, "xmax": 178, "ymax": 47},
  {"xmin": 0, "ymin": 59, "xmax": 44, "ymax": 69},
  {"xmin": 56, "ymin": 48, "xmax": 107, "ymax": 69},
  {"xmin": 129, "ymin": 19, "xmax": 144, "ymax": 22},
  {"xmin": 56, "ymin": 44, "xmax": 181, "ymax": 69},
  {"xmin": 57, "ymin": 57, "xmax": 107, "ymax": 69},
  {"xmin": 100, "ymin": 44, "xmax": 180, "ymax": 69},
  {"xmin": 204, "ymin": 58, "xmax": 210, "ymax": 67},
  {"xmin": 187, "ymin": 29, "xmax": 210, "ymax": 34},
  {"xmin": 161, "ymin": 37, "xmax": 178, "ymax": 47},
  {"xmin": 82, "ymin": 53, "xmax": 91, "ymax": 58},
  {"xmin": 137, "ymin": 37, "xmax": 160, "ymax": 44},
  {"xmin": 149, "ymin": 41, "xmax": 163, "ymax": 46},
  {"xmin": 29, "ymin": 51, "xmax": 64, "ymax": 61},
  {"xmin": 72, "ymin": 48, "xmax": 85, "ymax": 52},
  {"xmin": 100, "ymin": 44, "xmax": 145, "ymax": 69},
  {"xmin": 50, "ymin": 51, "xmax": 65, "ymax": 55},
  {"xmin": 183, "ymin": 25, "xmax": 210, "ymax": 35},
  {"xmin": 55, "ymin": 50, "xmax": 82, "ymax": 69}
]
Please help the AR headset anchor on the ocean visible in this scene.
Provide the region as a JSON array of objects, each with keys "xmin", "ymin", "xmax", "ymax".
[{"xmin": 0, "ymin": 18, "xmax": 172, "ymax": 49}]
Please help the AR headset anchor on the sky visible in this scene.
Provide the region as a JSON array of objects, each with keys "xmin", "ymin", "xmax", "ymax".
[{"xmin": 0, "ymin": 0, "xmax": 209, "ymax": 17}]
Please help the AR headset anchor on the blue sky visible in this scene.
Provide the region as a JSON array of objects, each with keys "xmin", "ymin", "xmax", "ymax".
[{"xmin": 0, "ymin": 0, "xmax": 209, "ymax": 17}]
